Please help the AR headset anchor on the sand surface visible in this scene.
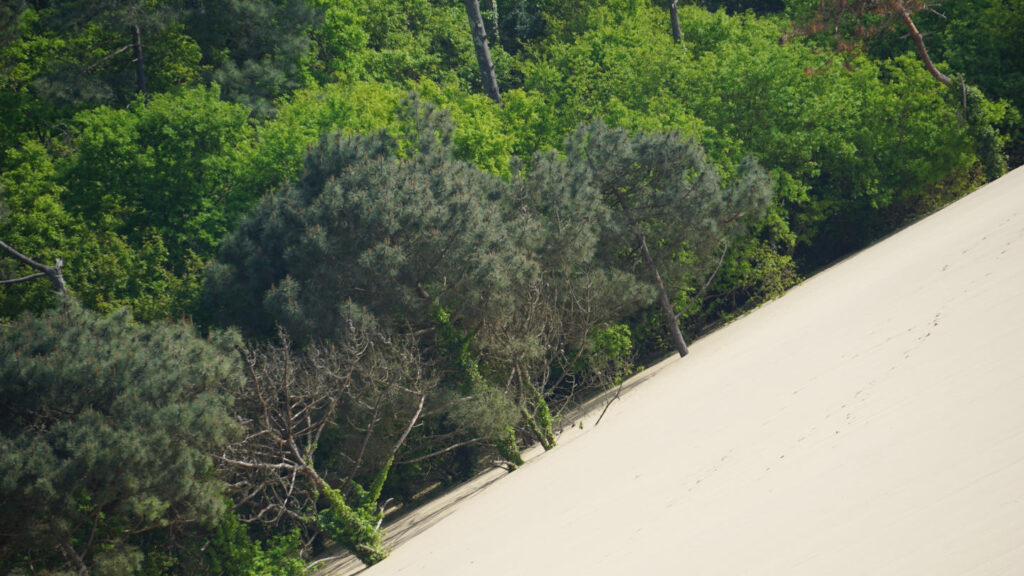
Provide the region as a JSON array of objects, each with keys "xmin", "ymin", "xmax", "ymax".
[{"xmin": 320, "ymin": 166, "xmax": 1024, "ymax": 575}]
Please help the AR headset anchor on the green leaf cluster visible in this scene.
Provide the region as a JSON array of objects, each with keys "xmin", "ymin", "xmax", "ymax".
[{"xmin": 203, "ymin": 513, "xmax": 306, "ymax": 576}]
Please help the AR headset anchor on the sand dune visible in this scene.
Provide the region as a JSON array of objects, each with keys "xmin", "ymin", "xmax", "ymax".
[{"xmin": 322, "ymin": 166, "xmax": 1024, "ymax": 575}]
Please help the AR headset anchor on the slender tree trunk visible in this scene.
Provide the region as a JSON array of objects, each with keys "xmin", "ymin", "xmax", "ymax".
[
  {"xmin": 131, "ymin": 24, "xmax": 147, "ymax": 94},
  {"xmin": 639, "ymin": 235, "xmax": 689, "ymax": 358},
  {"xmin": 608, "ymin": 188, "xmax": 689, "ymax": 358},
  {"xmin": 490, "ymin": 0, "xmax": 500, "ymax": 45},
  {"xmin": 464, "ymin": 0, "xmax": 502, "ymax": 103},
  {"xmin": 669, "ymin": 0, "xmax": 682, "ymax": 43},
  {"xmin": 387, "ymin": 393, "xmax": 427, "ymax": 463},
  {"xmin": 891, "ymin": 1, "xmax": 950, "ymax": 85}
]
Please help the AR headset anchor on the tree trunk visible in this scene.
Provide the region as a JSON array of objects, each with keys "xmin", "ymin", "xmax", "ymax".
[
  {"xmin": 464, "ymin": 0, "xmax": 502, "ymax": 103},
  {"xmin": 608, "ymin": 187, "xmax": 689, "ymax": 358},
  {"xmin": 639, "ymin": 235, "xmax": 689, "ymax": 358},
  {"xmin": 131, "ymin": 24, "xmax": 147, "ymax": 95},
  {"xmin": 670, "ymin": 0, "xmax": 682, "ymax": 43},
  {"xmin": 892, "ymin": 1, "xmax": 950, "ymax": 85},
  {"xmin": 490, "ymin": 0, "xmax": 500, "ymax": 45}
]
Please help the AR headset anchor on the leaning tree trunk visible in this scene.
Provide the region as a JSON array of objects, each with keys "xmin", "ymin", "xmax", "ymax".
[
  {"xmin": 464, "ymin": 0, "xmax": 502, "ymax": 103},
  {"xmin": 131, "ymin": 24, "xmax": 147, "ymax": 95},
  {"xmin": 891, "ymin": 0, "xmax": 950, "ymax": 85},
  {"xmin": 669, "ymin": 0, "xmax": 682, "ymax": 43},
  {"xmin": 609, "ymin": 188, "xmax": 689, "ymax": 358},
  {"xmin": 639, "ymin": 235, "xmax": 689, "ymax": 358}
]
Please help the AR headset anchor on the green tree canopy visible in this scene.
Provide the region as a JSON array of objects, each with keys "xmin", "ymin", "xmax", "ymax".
[
  {"xmin": 185, "ymin": 0, "xmax": 317, "ymax": 115},
  {"xmin": 0, "ymin": 301, "xmax": 243, "ymax": 576},
  {"xmin": 566, "ymin": 119, "xmax": 773, "ymax": 356},
  {"xmin": 202, "ymin": 95, "xmax": 530, "ymax": 343},
  {"xmin": 61, "ymin": 86, "xmax": 253, "ymax": 267}
]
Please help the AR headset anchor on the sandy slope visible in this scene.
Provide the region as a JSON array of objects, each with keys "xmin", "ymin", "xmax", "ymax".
[{"xmin": 323, "ymin": 166, "xmax": 1024, "ymax": 575}]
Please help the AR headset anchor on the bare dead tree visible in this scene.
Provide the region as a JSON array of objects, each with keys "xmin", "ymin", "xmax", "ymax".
[
  {"xmin": 218, "ymin": 329, "xmax": 432, "ymax": 566},
  {"xmin": 0, "ymin": 239, "xmax": 67, "ymax": 294}
]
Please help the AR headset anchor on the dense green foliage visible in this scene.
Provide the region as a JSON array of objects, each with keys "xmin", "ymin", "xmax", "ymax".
[
  {"xmin": 566, "ymin": 119, "xmax": 772, "ymax": 354},
  {"xmin": 0, "ymin": 302, "xmax": 242, "ymax": 575},
  {"xmin": 2, "ymin": 0, "xmax": 1020, "ymax": 572},
  {"xmin": 203, "ymin": 513, "xmax": 306, "ymax": 576},
  {"xmin": 203, "ymin": 96, "xmax": 527, "ymax": 342}
]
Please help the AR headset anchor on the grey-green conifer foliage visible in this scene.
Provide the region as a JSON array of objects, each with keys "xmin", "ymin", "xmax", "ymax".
[
  {"xmin": 200, "ymin": 99, "xmax": 771, "ymax": 564},
  {"xmin": 0, "ymin": 300, "xmax": 243, "ymax": 576},
  {"xmin": 566, "ymin": 120, "xmax": 773, "ymax": 357},
  {"xmin": 203, "ymin": 96, "xmax": 537, "ymax": 565},
  {"xmin": 203, "ymin": 95, "xmax": 531, "ymax": 343},
  {"xmin": 484, "ymin": 150, "xmax": 652, "ymax": 446},
  {"xmin": 203, "ymin": 97, "xmax": 771, "ymax": 477}
]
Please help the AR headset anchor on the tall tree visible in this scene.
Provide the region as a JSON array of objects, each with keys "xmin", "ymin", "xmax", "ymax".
[
  {"xmin": 202, "ymin": 96, "xmax": 527, "ymax": 344},
  {"xmin": 464, "ymin": 0, "xmax": 502, "ymax": 103},
  {"xmin": 201, "ymin": 95, "xmax": 526, "ymax": 496},
  {"xmin": 484, "ymin": 150, "xmax": 651, "ymax": 447},
  {"xmin": 567, "ymin": 120, "xmax": 772, "ymax": 357},
  {"xmin": 34, "ymin": 0, "xmax": 189, "ymax": 106}
]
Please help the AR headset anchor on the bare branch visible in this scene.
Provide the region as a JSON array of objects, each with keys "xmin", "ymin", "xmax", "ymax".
[
  {"xmin": 0, "ymin": 240, "xmax": 67, "ymax": 293},
  {"xmin": 388, "ymin": 393, "xmax": 427, "ymax": 463},
  {"xmin": 81, "ymin": 44, "xmax": 132, "ymax": 75},
  {"xmin": 0, "ymin": 272, "xmax": 48, "ymax": 285},
  {"xmin": 398, "ymin": 438, "xmax": 482, "ymax": 465}
]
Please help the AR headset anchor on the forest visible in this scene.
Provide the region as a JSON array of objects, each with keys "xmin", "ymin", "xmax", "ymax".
[{"xmin": 1, "ymin": 0, "xmax": 1021, "ymax": 573}]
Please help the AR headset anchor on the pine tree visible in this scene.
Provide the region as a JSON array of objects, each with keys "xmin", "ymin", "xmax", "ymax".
[
  {"xmin": 0, "ymin": 300, "xmax": 243, "ymax": 575},
  {"xmin": 184, "ymin": 0, "xmax": 317, "ymax": 115},
  {"xmin": 483, "ymin": 151, "xmax": 651, "ymax": 448},
  {"xmin": 31, "ymin": 0, "xmax": 190, "ymax": 107},
  {"xmin": 202, "ymin": 95, "xmax": 530, "ymax": 344},
  {"xmin": 201, "ymin": 95, "xmax": 528, "ymax": 515},
  {"xmin": 566, "ymin": 120, "xmax": 772, "ymax": 357}
]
